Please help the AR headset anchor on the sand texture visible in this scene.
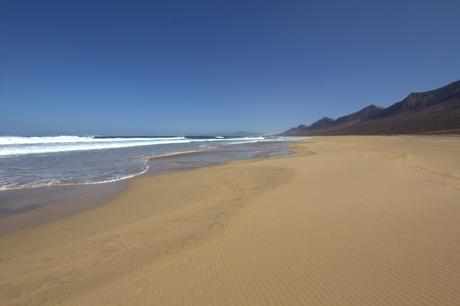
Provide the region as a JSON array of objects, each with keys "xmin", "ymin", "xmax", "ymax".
[{"xmin": 1, "ymin": 136, "xmax": 460, "ymax": 305}]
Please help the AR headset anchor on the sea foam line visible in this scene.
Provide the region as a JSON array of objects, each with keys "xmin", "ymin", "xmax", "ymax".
[
  {"xmin": 0, "ymin": 136, "xmax": 187, "ymax": 145},
  {"xmin": 0, "ymin": 136, "xmax": 270, "ymax": 157},
  {"xmin": 0, "ymin": 159, "xmax": 151, "ymax": 191},
  {"xmin": 0, "ymin": 138, "xmax": 193, "ymax": 156},
  {"xmin": 149, "ymin": 150, "xmax": 202, "ymax": 159}
]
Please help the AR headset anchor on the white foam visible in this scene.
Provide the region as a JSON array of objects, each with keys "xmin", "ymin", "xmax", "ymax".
[
  {"xmin": 0, "ymin": 136, "xmax": 270, "ymax": 157},
  {"xmin": 0, "ymin": 159, "xmax": 151, "ymax": 191},
  {"xmin": 150, "ymin": 150, "xmax": 201, "ymax": 159},
  {"xmin": 0, "ymin": 135, "xmax": 187, "ymax": 145},
  {"xmin": 0, "ymin": 136, "xmax": 192, "ymax": 156}
]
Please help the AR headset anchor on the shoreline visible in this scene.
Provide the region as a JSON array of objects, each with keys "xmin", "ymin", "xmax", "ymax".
[
  {"xmin": 0, "ymin": 140, "xmax": 297, "ymax": 235},
  {"xmin": 0, "ymin": 182, "xmax": 128, "ymax": 235},
  {"xmin": 1, "ymin": 136, "xmax": 459, "ymax": 305}
]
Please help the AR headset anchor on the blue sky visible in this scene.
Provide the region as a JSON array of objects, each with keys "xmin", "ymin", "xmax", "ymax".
[{"xmin": 1, "ymin": 0, "xmax": 459, "ymax": 136}]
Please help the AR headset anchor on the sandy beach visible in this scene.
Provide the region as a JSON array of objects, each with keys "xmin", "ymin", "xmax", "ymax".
[{"xmin": 1, "ymin": 136, "xmax": 460, "ymax": 305}]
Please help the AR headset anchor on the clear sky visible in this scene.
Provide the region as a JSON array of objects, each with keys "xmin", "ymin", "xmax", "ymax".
[{"xmin": 1, "ymin": 0, "xmax": 459, "ymax": 136}]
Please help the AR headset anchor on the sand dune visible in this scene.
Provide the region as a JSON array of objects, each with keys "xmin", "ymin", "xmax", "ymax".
[{"xmin": 1, "ymin": 136, "xmax": 460, "ymax": 305}]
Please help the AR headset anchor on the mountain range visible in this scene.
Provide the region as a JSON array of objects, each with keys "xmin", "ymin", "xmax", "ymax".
[{"xmin": 281, "ymin": 80, "xmax": 460, "ymax": 135}]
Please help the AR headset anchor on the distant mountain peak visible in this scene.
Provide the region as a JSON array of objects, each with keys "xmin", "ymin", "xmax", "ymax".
[
  {"xmin": 366, "ymin": 104, "xmax": 384, "ymax": 110},
  {"xmin": 308, "ymin": 117, "xmax": 336, "ymax": 129},
  {"xmin": 313, "ymin": 117, "xmax": 335, "ymax": 124},
  {"xmin": 281, "ymin": 80, "xmax": 460, "ymax": 136}
]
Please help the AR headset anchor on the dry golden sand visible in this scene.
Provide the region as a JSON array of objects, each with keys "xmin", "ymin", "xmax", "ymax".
[{"xmin": 1, "ymin": 136, "xmax": 460, "ymax": 305}]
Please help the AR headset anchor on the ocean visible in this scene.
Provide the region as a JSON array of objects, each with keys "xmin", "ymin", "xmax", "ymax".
[{"xmin": 0, "ymin": 135, "xmax": 299, "ymax": 191}]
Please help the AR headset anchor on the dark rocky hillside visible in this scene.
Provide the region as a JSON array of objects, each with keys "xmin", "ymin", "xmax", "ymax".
[{"xmin": 282, "ymin": 80, "xmax": 460, "ymax": 135}]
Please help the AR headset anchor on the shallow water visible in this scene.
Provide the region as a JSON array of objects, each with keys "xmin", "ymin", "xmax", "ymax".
[
  {"xmin": 0, "ymin": 136, "xmax": 297, "ymax": 191},
  {"xmin": 0, "ymin": 138, "xmax": 297, "ymax": 234}
]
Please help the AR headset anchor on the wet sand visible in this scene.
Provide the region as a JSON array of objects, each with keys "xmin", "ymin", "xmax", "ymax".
[
  {"xmin": 0, "ymin": 141, "xmax": 290, "ymax": 234},
  {"xmin": 1, "ymin": 136, "xmax": 460, "ymax": 305},
  {"xmin": 0, "ymin": 183, "xmax": 126, "ymax": 235}
]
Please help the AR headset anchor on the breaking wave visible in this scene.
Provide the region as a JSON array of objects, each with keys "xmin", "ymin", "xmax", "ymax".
[{"xmin": 0, "ymin": 136, "xmax": 268, "ymax": 156}]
